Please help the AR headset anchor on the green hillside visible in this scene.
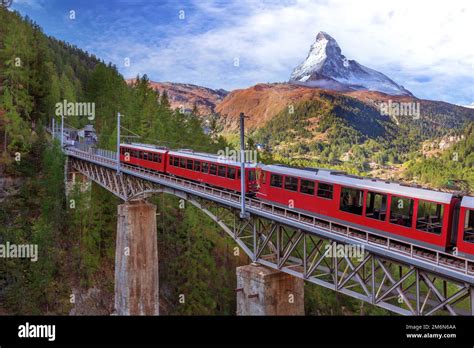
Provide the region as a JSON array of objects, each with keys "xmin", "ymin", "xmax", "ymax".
[
  {"xmin": 404, "ymin": 123, "xmax": 474, "ymax": 192},
  {"xmin": 253, "ymin": 93, "xmax": 473, "ymax": 184}
]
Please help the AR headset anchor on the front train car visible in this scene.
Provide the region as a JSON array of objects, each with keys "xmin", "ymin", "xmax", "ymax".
[{"xmin": 119, "ymin": 143, "xmax": 169, "ymax": 173}]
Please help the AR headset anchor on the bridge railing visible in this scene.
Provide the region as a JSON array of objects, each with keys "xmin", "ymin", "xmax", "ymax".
[
  {"xmin": 96, "ymin": 148, "xmax": 117, "ymax": 160},
  {"xmin": 64, "ymin": 147, "xmax": 474, "ymax": 279}
]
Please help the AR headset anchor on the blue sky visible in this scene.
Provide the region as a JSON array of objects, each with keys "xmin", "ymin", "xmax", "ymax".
[{"xmin": 10, "ymin": 0, "xmax": 474, "ymax": 106}]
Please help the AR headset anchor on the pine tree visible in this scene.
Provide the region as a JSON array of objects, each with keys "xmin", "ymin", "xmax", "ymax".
[{"xmin": 160, "ymin": 90, "xmax": 170, "ymax": 108}]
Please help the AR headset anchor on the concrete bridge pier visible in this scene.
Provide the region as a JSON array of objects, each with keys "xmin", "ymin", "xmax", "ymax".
[
  {"xmin": 236, "ymin": 263, "xmax": 304, "ymax": 315},
  {"xmin": 114, "ymin": 200, "xmax": 159, "ymax": 315}
]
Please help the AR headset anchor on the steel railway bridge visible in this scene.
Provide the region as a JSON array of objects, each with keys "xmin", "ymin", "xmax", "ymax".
[{"xmin": 52, "ymin": 124, "xmax": 474, "ymax": 316}]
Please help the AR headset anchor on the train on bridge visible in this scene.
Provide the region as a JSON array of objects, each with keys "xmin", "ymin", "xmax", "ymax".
[{"xmin": 119, "ymin": 143, "xmax": 474, "ymax": 259}]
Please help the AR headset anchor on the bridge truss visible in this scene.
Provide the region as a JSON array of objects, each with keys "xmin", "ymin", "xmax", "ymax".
[{"xmin": 65, "ymin": 148, "xmax": 474, "ymax": 316}]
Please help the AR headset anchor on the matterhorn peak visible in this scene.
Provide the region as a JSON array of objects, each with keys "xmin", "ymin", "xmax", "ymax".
[
  {"xmin": 290, "ymin": 31, "xmax": 413, "ymax": 96},
  {"xmin": 290, "ymin": 32, "xmax": 341, "ymax": 82},
  {"xmin": 314, "ymin": 31, "xmax": 337, "ymax": 45}
]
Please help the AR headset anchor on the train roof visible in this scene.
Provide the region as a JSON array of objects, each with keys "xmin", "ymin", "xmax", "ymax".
[
  {"xmin": 262, "ymin": 164, "xmax": 453, "ymax": 204},
  {"xmin": 121, "ymin": 143, "xmax": 168, "ymax": 153},
  {"xmin": 461, "ymin": 196, "xmax": 474, "ymax": 209},
  {"xmin": 168, "ymin": 150, "xmax": 258, "ymax": 168}
]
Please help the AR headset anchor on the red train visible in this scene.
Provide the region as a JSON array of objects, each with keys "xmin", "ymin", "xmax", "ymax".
[
  {"xmin": 119, "ymin": 143, "xmax": 259, "ymax": 193},
  {"xmin": 119, "ymin": 143, "xmax": 474, "ymax": 259}
]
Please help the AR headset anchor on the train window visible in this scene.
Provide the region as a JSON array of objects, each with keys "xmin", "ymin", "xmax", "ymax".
[
  {"xmin": 227, "ymin": 167, "xmax": 236, "ymax": 179},
  {"xmin": 300, "ymin": 179, "xmax": 315, "ymax": 195},
  {"xmin": 179, "ymin": 158, "xmax": 186, "ymax": 168},
  {"xmin": 416, "ymin": 200, "xmax": 443, "ymax": 234},
  {"xmin": 194, "ymin": 161, "xmax": 201, "ymax": 172},
  {"xmin": 389, "ymin": 196, "xmax": 414, "ymax": 228},
  {"xmin": 201, "ymin": 162, "xmax": 209, "ymax": 173},
  {"xmin": 317, "ymin": 183, "xmax": 333, "ymax": 199},
  {"xmin": 237, "ymin": 169, "xmax": 241, "ymax": 179},
  {"xmin": 173, "ymin": 157, "xmax": 179, "ymax": 167},
  {"xmin": 139, "ymin": 151, "xmax": 143, "ymax": 159},
  {"xmin": 169, "ymin": 156, "xmax": 173, "ymax": 165},
  {"xmin": 143, "ymin": 152, "xmax": 149, "ymax": 161},
  {"xmin": 365, "ymin": 191, "xmax": 387, "ymax": 221},
  {"xmin": 340, "ymin": 187, "xmax": 364, "ymax": 215},
  {"xmin": 154, "ymin": 154, "xmax": 160, "ymax": 163},
  {"xmin": 186, "ymin": 159, "xmax": 193, "ymax": 170},
  {"xmin": 270, "ymin": 174, "xmax": 283, "ymax": 188},
  {"xmin": 210, "ymin": 164, "xmax": 217, "ymax": 175},
  {"xmin": 262, "ymin": 171, "xmax": 267, "ymax": 184},
  {"xmin": 248, "ymin": 170, "xmax": 256, "ymax": 181},
  {"xmin": 463, "ymin": 210, "xmax": 474, "ymax": 243},
  {"xmin": 218, "ymin": 165, "xmax": 226, "ymax": 177},
  {"xmin": 284, "ymin": 176, "xmax": 298, "ymax": 191}
]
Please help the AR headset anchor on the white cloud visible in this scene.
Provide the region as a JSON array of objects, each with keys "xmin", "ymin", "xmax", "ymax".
[
  {"xmin": 91, "ymin": 0, "xmax": 473, "ymax": 104},
  {"xmin": 462, "ymin": 102, "xmax": 474, "ymax": 109}
]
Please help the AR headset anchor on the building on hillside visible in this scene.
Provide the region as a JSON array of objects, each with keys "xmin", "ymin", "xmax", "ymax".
[{"xmin": 78, "ymin": 124, "xmax": 97, "ymax": 145}]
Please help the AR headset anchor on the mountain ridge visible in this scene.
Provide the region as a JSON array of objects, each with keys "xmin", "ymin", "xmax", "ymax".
[
  {"xmin": 125, "ymin": 79, "xmax": 228, "ymax": 115},
  {"xmin": 215, "ymin": 82, "xmax": 473, "ymax": 132}
]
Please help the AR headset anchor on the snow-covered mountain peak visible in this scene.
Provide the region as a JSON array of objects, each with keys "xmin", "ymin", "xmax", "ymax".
[
  {"xmin": 290, "ymin": 32, "xmax": 413, "ymax": 96},
  {"xmin": 290, "ymin": 31, "xmax": 339, "ymax": 82}
]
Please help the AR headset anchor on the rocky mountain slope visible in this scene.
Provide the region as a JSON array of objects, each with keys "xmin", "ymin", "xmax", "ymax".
[
  {"xmin": 215, "ymin": 83, "xmax": 326, "ymax": 131},
  {"xmin": 215, "ymin": 82, "xmax": 473, "ymax": 134},
  {"xmin": 126, "ymin": 79, "xmax": 228, "ymax": 115}
]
